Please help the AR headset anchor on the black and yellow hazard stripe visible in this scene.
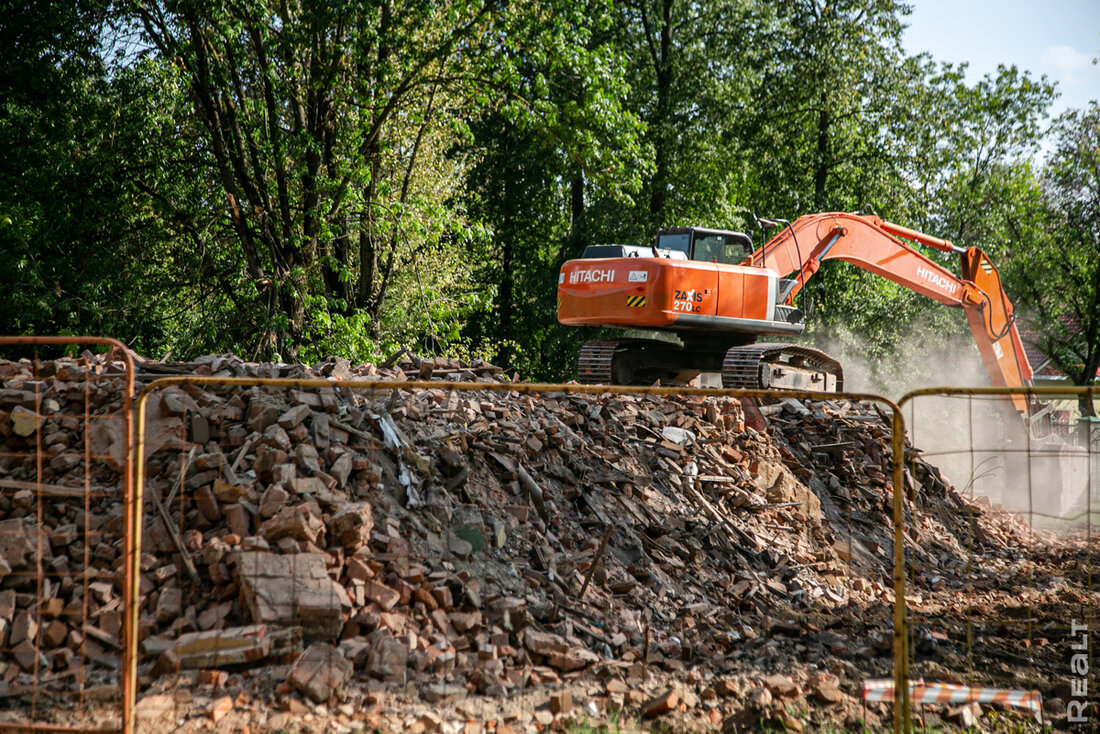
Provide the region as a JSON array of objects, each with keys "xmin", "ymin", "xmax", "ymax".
[
  {"xmin": 980, "ymin": 260, "xmax": 994, "ymax": 274},
  {"xmin": 627, "ymin": 295, "xmax": 646, "ymax": 307}
]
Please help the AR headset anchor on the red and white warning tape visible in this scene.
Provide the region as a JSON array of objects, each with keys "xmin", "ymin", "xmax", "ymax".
[{"xmin": 863, "ymin": 679, "xmax": 1042, "ymax": 713}]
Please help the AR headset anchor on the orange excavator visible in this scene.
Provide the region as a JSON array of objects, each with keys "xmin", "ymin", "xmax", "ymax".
[{"xmin": 557, "ymin": 212, "xmax": 1034, "ymax": 415}]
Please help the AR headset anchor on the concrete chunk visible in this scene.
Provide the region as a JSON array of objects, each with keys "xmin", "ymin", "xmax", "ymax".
[
  {"xmin": 234, "ymin": 551, "xmax": 345, "ymax": 640},
  {"xmin": 259, "ymin": 504, "xmax": 324, "ymax": 545},
  {"xmin": 287, "ymin": 643, "xmax": 353, "ymax": 703},
  {"xmin": 330, "ymin": 502, "xmax": 373, "ymax": 551},
  {"xmin": 174, "ymin": 625, "xmax": 270, "ymax": 668}
]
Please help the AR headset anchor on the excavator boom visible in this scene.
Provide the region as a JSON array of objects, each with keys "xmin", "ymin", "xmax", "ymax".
[{"xmin": 743, "ymin": 213, "xmax": 1033, "ymax": 413}]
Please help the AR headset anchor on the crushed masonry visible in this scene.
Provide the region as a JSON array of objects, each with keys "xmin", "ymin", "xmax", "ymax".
[{"xmin": 0, "ymin": 350, "xmax": 1094, "ymax": 732}]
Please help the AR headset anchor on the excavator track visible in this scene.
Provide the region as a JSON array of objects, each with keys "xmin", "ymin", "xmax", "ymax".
[
  {"xmin": 577, "ymin": 340, "xmax": 619, "ymax": 385},
  {"xmin": 577, "ymin": 338, "xmax": 710, "ymax": 386},
  {"xmin": 721, "ymin": 343, "xmax": 843, "ymax": 392}
]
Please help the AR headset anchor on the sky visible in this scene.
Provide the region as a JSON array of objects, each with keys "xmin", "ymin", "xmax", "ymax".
[{"xmin": 903, "ymin": 0, "xmax": 1100, "ymax": 120}]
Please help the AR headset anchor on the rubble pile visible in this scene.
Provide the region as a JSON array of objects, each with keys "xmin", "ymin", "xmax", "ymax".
[{"xmin": 0, "ymin": 352, "xmax": 1090, "ymax": 733}]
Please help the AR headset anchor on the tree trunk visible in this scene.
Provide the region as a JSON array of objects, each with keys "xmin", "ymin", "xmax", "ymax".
[
  {"xmin": 278, "ymin": 277, "xmax": 306, "ymax": 361},
  {"xmin": 565, "ymin": 167, "xmax": 586, "ymax": 258},
  {"xmin": 356, "ymin": 115, "xmax": 385, "ymax": 336},
  {"xmin": 496, "ymin": 235, "xmax": 515, "ymax": 367},
  {"xmin": 357, "ymin": 0, "xmax": 392, "ymax": 336},
  {"xmin": 322, "ymin": 226, "xmax": 353, "ymax": 314},
  {"xmin": 648, "ymin": 0, "xmax": 674, "ymax": 222},
  {"xmin": 1078, "ymin": 353, "xmax": 1098, "ymax": 418},
  {"xmin": 813, "ymin": 90, "xmax": 830, "ymax": 210},
  {"xmin": 358, "ymin": 202, "xmax": 380, "ymax": 336}
]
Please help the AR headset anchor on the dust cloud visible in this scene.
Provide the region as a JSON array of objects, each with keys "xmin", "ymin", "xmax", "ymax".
[{"xmin": 811, "ymin": 327, "xmax": 1094, "ymax": 525}]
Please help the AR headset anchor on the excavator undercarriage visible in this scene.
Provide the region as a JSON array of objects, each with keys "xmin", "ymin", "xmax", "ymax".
[{"xmin": 576, "ymin": 338, "xmax": 843, "ymax": 391}]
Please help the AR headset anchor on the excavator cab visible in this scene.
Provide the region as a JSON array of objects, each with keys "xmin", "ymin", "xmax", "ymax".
[
  {"xmin": 656, "ymin": 226, "xmax": 801, "ymax": 313},
  {"xmin": 656, "ymin": 227, "xmax": 755, "ymax": 265}
]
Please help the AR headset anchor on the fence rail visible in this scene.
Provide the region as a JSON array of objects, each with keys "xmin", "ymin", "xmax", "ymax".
[{"xmin": 897, "ymin": 385, "xmax": 1099, "ymax": 733}]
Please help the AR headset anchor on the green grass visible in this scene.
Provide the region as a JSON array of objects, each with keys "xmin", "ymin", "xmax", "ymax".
[{"xmin": 565, "ymin": 711, "xmax": 648, "ymax": 733}]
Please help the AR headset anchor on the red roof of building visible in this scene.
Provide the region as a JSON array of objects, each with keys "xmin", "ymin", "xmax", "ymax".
[{"xmin": 1020, "ymin": 319, "xmax": 1100, "ymax": 379}]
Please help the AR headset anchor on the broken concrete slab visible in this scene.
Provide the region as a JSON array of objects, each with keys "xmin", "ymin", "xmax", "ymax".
[
  {"xmin": 234, "ymin": 551, "xmax": 348, "ymax": 640},
  {"xmin": 287, "ymin": 642, "xmax": 353, "ymax": 703}
]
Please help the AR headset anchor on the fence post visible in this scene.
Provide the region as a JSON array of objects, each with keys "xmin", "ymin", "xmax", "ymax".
[{"xmin": 891, "ymin": 408, "xmax": 911, "ymax": 734}]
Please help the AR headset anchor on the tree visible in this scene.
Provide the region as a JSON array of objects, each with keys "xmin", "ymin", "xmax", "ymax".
[
  {"xmin": 0, "ymin": 0, "xmax": 188, "ymax": 351},
  {"xmin": 718, "ymin": 0, "xmax": 950, "ymax": 380},
  {"xmin": 461, "ymin": 0, "xmax": 646, "ymax": 378},
  {"xmin": 743, "ymin": 44, "xmax": 1057, "ymax": 388},
  {"xmin": 913, "ymin": 65, "xmax": 1055, "ymax": 242},
  {"xmin": 741, "ymin": 0, "xmax": 916, "ymax": 215},
  {"xmin": 612, "ymin": 0, "xmax": 761, "ymax": 234},
  {"xmin": 883, "ymin": 65, "xmax": 1059, "ymax": 395},
  {"xmin": 121, "ymin": 0, "xmax": 520, "ymax": 359},
  {"xmin": 1011, "ymin": 104, "xmax": 1100, "ymax": 414}
]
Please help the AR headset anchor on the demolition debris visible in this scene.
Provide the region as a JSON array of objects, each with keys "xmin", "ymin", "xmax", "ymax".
[{"xmin": 0, "ymin": 351, "xmax": 1094, "ymax": 733}]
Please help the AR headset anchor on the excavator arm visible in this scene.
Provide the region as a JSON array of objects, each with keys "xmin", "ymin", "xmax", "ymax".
[{"xmin": 744, "ymin": 213, "xmax": 1034, "ymax": 414}]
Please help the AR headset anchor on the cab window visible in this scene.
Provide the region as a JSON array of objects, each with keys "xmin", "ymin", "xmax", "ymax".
[
  {"xmin": 656, "ymin": 232, "xmax": 691, "ymax": 256},
  {"xmin": 692, "ymin": 234, "xmax": 752, "ymax": 264},
  {"xmin": 693, "ymin": 235, "xmax": 724, "ymax": 263},
  {"xmin": 723, "ymin": 235, "xmax": 753, "ymax": 264}
]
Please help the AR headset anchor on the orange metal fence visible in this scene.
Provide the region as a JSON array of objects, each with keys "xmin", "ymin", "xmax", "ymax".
[
  {"xmin": 897, "ymin": 386, "xmax": 1099, "ymax": 732},
  {"xmin": 0, "ymin": 337, "xmax": 137, "ymax": 733},
  {"xmin": 132, "ymin": 377, "xmax": 911, "ymax": 732}
]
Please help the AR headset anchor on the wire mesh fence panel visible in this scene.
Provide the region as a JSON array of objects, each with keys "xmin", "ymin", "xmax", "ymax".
[
  {"xmin": 0, "ymin": 338, "xmax": 136, "ymax": 733},
  {"xmin": 128, "ymin": 358, "xmax": 908, "ymax": 733},
  {"xmin": 899, "ymin": 387, "xmax": 1099, "ymax": 732}
]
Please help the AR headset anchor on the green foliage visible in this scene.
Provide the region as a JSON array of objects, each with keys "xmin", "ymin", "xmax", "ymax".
[
  {"xmin": 795, "ymin": 62, "xmax": 1054, "ymax": 373},
  {"xmin": 739, "ymin": 0, "xmax": 916, "ymax": 214},
  {"xmin": 610, "ymin": 0, "xmax": 764, "ymax": 231},
  {"xmin": 0, "ymin": 2, "xmax": 201, "ymax": 353},
  {"xmin": 1003, "ymin": 104, "xmax": 1100, "ymax": 403},
  {"xmin": 0, "ymin": 0, "xmax": 1091, "ymax": 392},
  {"xmin": 459, "ymin": 0, "xmax": 646, "ymax": 378}
]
